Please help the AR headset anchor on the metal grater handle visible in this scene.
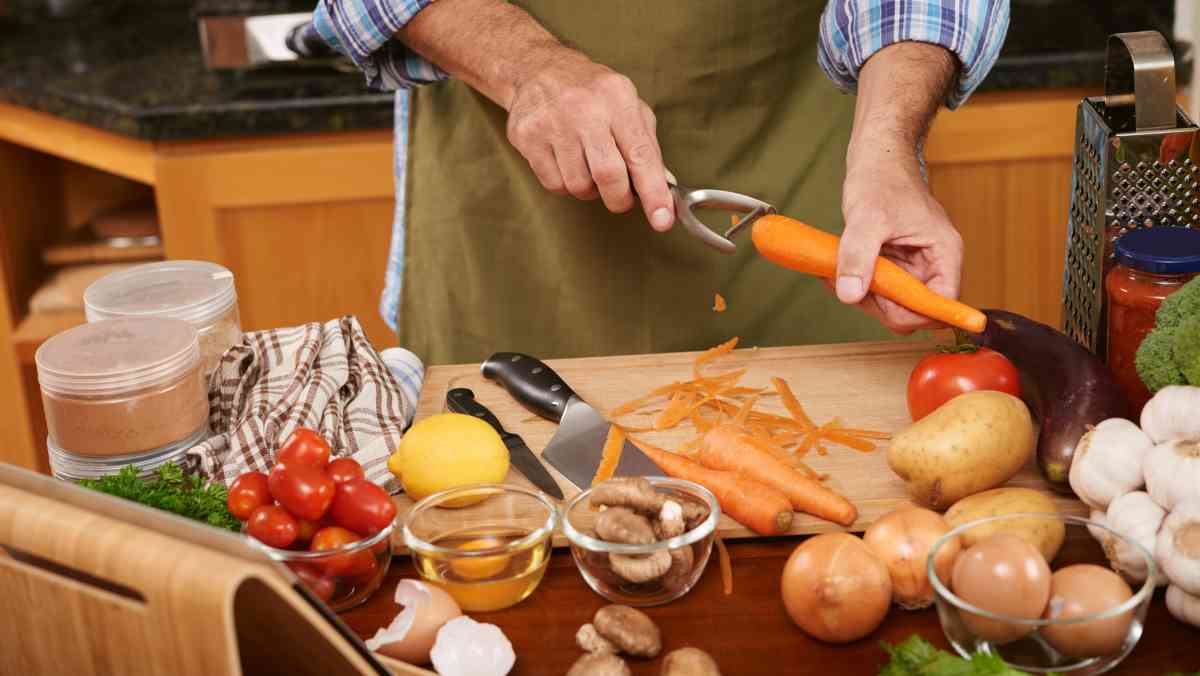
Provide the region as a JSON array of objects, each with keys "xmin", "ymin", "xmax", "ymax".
[{"xmin": 1105, "ymin": 31, "xmax": 1177, "ymax": 131}]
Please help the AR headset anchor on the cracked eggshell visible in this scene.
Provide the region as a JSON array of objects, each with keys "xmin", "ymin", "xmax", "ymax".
[
  {"xmin": 364, "ymin": 579, "xmax": 462, "ymax": 665},
  {"xmin": 430, "ymin": 616, "xmax": 516, "ymax": 676}
]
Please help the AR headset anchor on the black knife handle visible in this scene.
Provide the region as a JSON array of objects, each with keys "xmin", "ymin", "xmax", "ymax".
[
  {"xmin": 481, "ymin": 353, "xmax": 577, "ymax": 423},
  {"xmin": 446, "ymin": 388, "xmax": 508, "ymax": 433}
]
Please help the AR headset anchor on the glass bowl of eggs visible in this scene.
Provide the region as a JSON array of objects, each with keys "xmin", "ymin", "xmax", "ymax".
[{"xmin": 928, "ymin": 513, "xmax": 1156, "ymax": 675}]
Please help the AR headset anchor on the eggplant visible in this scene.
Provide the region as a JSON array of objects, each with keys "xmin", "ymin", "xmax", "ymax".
[{"xmin": 967, "ymin": 309, "xmax": 1129, "ymax": 493}]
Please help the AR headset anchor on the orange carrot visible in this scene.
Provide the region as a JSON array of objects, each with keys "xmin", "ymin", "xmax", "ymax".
[
  {"xmin": 751, "ymin": 215, "xmax": 986, "ymax": 333},
  {"xmin": 590, "ymin": 426, "xmax": 626, "ymax": 486},
  {"xmin": 698, "ymin": 424, "xmax": 858, "ymax": 527},
  {"xmin": 631, "ymin": 439, "xmax": 794, "ymax": 536},
  {"xmin": 715, "ymin": 535, "xmax": 733, "ymax": 595}
]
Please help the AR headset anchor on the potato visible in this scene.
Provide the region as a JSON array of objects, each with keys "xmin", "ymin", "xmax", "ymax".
[
  {"xmin": 887, "ymin": 391, "xmax": 1035, "ymax": 510},
  {"xmin": 945, "ymin": 488, "xmax": 1064, "ymax": 562}
]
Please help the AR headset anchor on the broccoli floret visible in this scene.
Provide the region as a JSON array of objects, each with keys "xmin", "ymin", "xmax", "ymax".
[
  {"xmin": 1137, "ymin": 325, "xmax": 1187, "ymax": 393},
  {"xmin": 1156, "ymin": 276, "xmax": 1200, "ymax": 330},
  {"xmin": 1171, "ymin": 313, "xmax": 1200, "ymax": 385}
]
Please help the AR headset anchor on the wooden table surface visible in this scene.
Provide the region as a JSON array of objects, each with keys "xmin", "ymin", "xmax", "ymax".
[{"xmin": 342, "ymin": 535, "xmax": 1199, "ymax": 675}]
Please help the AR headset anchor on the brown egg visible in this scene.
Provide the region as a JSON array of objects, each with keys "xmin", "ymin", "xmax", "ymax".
[
  {"xmin": 365, "ymin": 580, "xmax": 462, "ymax": 665},
  {"xmin": 1041, "ymin": 564, "xmax": 1134, "ymax": 658},
  {"xmin": 952, "ymin": 533, "xmax": 1051, "ymax": 644}
]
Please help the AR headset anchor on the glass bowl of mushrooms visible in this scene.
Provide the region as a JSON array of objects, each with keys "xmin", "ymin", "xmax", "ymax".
[{"xmin": 562, "ymin": 477, "xmax": 720, "ymax": 607}]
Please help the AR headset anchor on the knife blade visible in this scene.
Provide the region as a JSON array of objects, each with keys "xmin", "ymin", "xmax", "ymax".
[
  {"xmin": 445, "ymin": 387, "xmax": 564, "ymax": 500},
  {"xmin": 480, "ymin": 353, "xmax": 662, "ymax": 490}
]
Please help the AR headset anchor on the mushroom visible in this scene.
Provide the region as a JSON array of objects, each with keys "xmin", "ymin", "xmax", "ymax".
[
  {"xmin": 596, "ymin": 507, "xmax": 657, "ymax": 545},
  {"xmin": 661, "ymin": 545, "xmax": 695, "ymax": 590},
  {"xmin": 575, "ymin": 623, "xmax": 616, "ymax": 654},
  {"xmin": 660, "ymin": 647, "xmax": 721, "ymax": 676},
  {"xmin": 566, "ymin": 652, "xmax": 630, "ymax": 676},
  {"xmin": 590, "ymin": 477, "xmax": 666, "ymax": 515},
  {"xmin": 655, "ymin": 500, "xmax": 686, "ymax": 540},
  {"xmin": 592, "ymin": 604, "xmax": 662, "ymax": 658},
  {"xmin": 609, "ymin": 550, "xmax": 672, "ymax": 583}
]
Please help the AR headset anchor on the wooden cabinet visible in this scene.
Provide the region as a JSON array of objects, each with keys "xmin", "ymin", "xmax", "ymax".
[
  {"xmin": 0, "ymin": 88, "xmax": 1095, "ymax": 473},
  {"xmin": 0, "ymin": 103, "xmax": 396, "ymax": 473}
]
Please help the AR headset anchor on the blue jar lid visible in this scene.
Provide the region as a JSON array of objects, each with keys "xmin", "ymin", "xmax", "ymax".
[{"xmin": 1115, "ymin": 227, "xmax": 1200, "ymax": 274}]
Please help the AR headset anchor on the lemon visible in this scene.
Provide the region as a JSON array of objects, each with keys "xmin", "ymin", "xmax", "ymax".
[{"xmin": 391, "ymin": 413, "xmax": 509, "ymax": 504}]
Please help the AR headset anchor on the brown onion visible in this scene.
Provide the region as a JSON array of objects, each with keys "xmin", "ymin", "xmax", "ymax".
[
  {"xmin": 780, "ymin": 533, "xmax": 892, "ymax": 643},
  {"xmin": 863, "ymin": 506, "xmax": 961, "ymax": 610}
]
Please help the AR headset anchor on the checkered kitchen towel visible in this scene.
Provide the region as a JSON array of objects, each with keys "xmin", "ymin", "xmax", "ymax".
[{"xmin": 185, "ymin": 316, "xmax": 423, "ymax": 492}]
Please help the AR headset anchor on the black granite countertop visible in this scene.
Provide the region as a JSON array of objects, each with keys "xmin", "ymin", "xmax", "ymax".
[
  {"xmin": 0, "ymin": 4, "xmax": 391, "ymax": 140},
  {"xmin": 0, "ymin": 1, "xmax": 1192, "ymax": 141}
]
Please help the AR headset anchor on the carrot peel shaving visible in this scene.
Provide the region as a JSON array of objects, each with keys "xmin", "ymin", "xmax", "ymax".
[{"xmin": 591, "ymin": 426, "xmax": 626, "ymax": 486}]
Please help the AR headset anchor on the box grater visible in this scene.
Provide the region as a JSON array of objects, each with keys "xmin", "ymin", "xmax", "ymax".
[{"xmin": 1062, "ymin": 31, "xmax": 1200, "ymax": 357}]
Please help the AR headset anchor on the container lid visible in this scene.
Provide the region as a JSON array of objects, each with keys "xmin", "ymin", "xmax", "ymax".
[
  {"xmin": 1115, "ymin": 227, "xmax": 1200, "ymax": 274},
  {"xmin": 35, "ymin": 317, "xmax": 200, "ymax": 396},
  {"xmin": 84, "ymin": 260, "xmax": 237, "ymax": 325}
]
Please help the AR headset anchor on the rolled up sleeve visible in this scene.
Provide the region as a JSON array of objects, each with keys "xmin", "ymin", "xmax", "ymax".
[
  {"xmin": 817, "ymin": 0, "xmax": 1010, "ymax": 109},
  {"xmin": 312, "ymin": 0, "xmax": 447, "ymax": 91}
]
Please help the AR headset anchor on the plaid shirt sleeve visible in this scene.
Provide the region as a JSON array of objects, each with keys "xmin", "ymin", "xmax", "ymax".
[
  {"xmin": 312, "ymin": 0, "xmax": 446, "ymax": 90},
  {"xmin": 818, "ymin": 0, "xmax": 1010, "ymax": 110}
]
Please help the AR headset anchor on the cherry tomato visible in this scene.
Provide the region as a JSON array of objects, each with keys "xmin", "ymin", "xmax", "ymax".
[
  {"xmin": 907, "ymin": 346, "xmax": 1022, "ymax": 421},
  {"xmin": 310, "ymin": 526, "xmax": 375, "ymax": 578},
  {"xmin": 277, "ymin": 428, "xmax": 331, "ymax": 469},
  {"xmin": 246, "ymin": 505, "xmax": 299, "ymax": 549},
  {"xmin": 329, "ymin": 478, "xmax": 397, "ymax": 536},
  {"xmin": 325, "ymin": 457, "xmax": 365, "ymax": 484},
  {"xmin": 268, "ymin": 462, "xmax": 336, "ymax": 521},
  {"xmin": 295, "ymin": 516, "xmax": 322, "ymax": 544},
  {"xmin": 289, "ymin": 562, "xmax": 336, "ymax": 603},
  {"xmin": 227, "ymin": 471, "xmax": 271, "ymax": 520}
]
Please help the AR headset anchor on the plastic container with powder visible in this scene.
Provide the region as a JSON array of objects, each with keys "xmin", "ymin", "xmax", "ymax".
[
  {"xmin": 83, "ymin": 260, "xmax": 243, "ymax": 379},
  {"xmin": 35, "ymin": 317, "xmax": 211, "ymax": 458}
]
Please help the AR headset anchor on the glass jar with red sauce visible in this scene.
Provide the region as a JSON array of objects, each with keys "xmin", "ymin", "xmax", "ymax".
[{"xmin": 1106, "ymin": 227, "xmax": 1200, "ymax": 414}]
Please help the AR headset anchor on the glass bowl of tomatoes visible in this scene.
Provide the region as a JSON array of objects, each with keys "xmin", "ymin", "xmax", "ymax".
[{"xmin": 229, "ymin": 428, "xmax": 399, "ymax": 612}]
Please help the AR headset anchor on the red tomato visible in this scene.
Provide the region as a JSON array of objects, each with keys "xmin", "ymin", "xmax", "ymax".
[
  {"xmin": 325, "ymin": 457, "xmax": 365, "ymax": 484},
  {"xmin": 227, "ymin": 471, "xmax": 271, "ymax": 520},
  {"xmin": 289, "ymin": 562, "xmax": 336, "ymax": 602},
  {"xmin": 310, "ymin": 526, "xmax": 374, "ymax": 578},
  {"xmin": 907, "ymin": 346, "xmax": 1022, "ymax": 421},
  {"xmin": 277, "ymin": 428, "xmax": 332, "ymax": 469},
  {"xmin": 329, "ymin": 478, "xmax": 397, "ymax": 536},
  {"xmin": 246, "ymin": 505, "xmax": 299, "ymax": 549},
  {"xmin": 268, "ymin": 462, "xmax": 336, "ymax": 521},
  {"xmin": 295, "ymin": 516, "xmax": 322, "ymax": 544}
]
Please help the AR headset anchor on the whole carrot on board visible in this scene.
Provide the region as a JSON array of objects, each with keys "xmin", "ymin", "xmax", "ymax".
[
  {"xmin": 699, "ymin": 424, "xmax": 858, "ymax": 527},
  {"xmin": 632, "ymin": 439, "xmax": 794, "ymax": 536},
  {"xmin": 751, "ymin": 214, "xmax": 986, "ymax": 333}
]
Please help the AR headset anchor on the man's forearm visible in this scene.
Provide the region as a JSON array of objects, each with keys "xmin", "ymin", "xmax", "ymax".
[
  {"xmin": 398, "ymin": 0, "xmax": 565, "ymax": 110},
  {"xmin": 847, "ymin": 42, "xmax": 958, "ymax": 171}
]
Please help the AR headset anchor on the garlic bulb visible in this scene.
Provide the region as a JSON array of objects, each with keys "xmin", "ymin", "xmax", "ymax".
[
  {"xmin": 1105, "ymin": 491, "xmax": 1165, "ymax": 584},
  {"xmin": 1140, "ymin": 385, "xmax": 1200, "ymax": 444},
  {"xmin": 1144, "ymin": 439, "xmax": 1200, "ymax": 512},
  {"xmin": 1068, "ymin": 418, "xmax": 1152, "ymax": 510},
  {"xmin": 1166, "ymin": 584, "xmax": 1200, "ymax": 628},
  {"xmin": 1156, "ymin": 500, "xmax": 1200, "ymax": 596},
  {"xmin": 1087, "ymin": 509, "xmax": 1113, "ymax": 549}
]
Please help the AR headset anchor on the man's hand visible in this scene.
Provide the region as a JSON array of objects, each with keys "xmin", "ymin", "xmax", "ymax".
[
  {"xmin": 505, "ymin": 49, "xmax": 674, "ymax": 230},
  {"xmin": 834, "ymin": 41, "xmax": 963, "ymax": 333},
  {"xmin": 398, "ymin": 0, "xmax": 674, "ymax": 231}
]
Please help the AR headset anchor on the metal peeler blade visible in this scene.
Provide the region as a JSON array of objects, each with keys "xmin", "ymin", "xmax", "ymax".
[{"xmin": 665, "ymin": 169, "xmax": 776, "ymax": 254}]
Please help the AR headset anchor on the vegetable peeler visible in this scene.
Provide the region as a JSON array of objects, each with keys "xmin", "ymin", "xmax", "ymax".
[{"xmin": 665, "ymin": 169, "xmax": 775, "ymax": 254}]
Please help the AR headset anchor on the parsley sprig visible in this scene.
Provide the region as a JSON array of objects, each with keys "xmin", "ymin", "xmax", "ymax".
[{"xmin": 78, "ymin": 463, "xmax": 241, "ymax": 532}]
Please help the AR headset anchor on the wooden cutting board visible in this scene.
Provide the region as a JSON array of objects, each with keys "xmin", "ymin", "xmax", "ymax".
[{"xmin": 399, "ymin": 341, "xmax": 1086, "ymax": 549}]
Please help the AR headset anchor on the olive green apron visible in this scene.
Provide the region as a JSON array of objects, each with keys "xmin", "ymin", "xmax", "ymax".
[{"xmin": 401, "ymin": 0, "xmax": 895, "ymax": 365}]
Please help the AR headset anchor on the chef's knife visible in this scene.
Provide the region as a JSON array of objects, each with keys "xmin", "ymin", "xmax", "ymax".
[
  {"xmin": 198, "ymin": 13, "xmax": 343, "ymax": 71},
  {"xmin": 481, "ymin": 353, "xmax": 662, "ymax": 490},
  {"xmin": 446, "ymin": 387, "xmax": 564, "ymax": 500}
]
